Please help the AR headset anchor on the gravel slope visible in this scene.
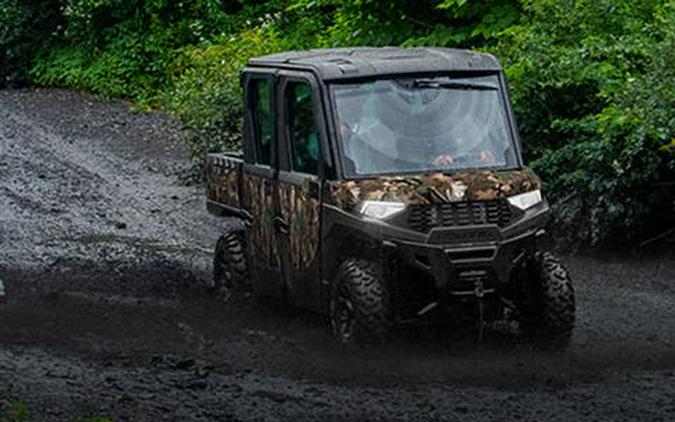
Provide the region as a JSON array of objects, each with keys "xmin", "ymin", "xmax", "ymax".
[{"xmin": 1, "ymin": 88, "xmax": 674, "ymax": 421}]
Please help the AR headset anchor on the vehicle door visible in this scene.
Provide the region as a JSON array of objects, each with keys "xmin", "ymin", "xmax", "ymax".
[
  {"xmin": 241, "ymin": 71, "xmax": 284, "ymax": 298},
  {"xmin": 274, "ymin": 72, "xmax": 327, "ymax": 310}
]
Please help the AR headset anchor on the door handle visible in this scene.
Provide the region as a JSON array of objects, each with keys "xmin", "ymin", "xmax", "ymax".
[{"xmin": 273, "ymin": 216, "xmax": 290, "ymax": 235}]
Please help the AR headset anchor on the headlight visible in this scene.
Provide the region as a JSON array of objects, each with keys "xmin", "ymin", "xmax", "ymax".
[
  {"xmin": 358, "ymin": 200, "xmax": 406, "ymax": 219},
  {"xmin": 507, "ymin": 189, "xmax": 542, "ymax": 210}
]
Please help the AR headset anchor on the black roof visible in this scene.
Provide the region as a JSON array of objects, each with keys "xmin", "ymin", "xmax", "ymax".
[{"xmin": 247, "ymin": 47, "xmax": 501, "ymax": 80}]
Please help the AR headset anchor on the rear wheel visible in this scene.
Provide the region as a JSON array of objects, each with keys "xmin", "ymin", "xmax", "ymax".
[
  {"xmin": 518, "ymin": 252, "xmax": 575, "ymax": 347},
  {"xmin": 213, "ymin": 224, "xmax": 249, "ymax": 299},
  {"xmin": 330, "ymin": 259, "xmax": 391, "ymax": 347}
]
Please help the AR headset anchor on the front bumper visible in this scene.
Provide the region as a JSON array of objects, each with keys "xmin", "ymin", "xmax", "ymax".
[
  {"xmin": 376, "ymin": 203, "xmax": 551, "ymax": 299},
  {"xmin": 322, "ymin": 201, "xmax": 550, "ymax": 310},
  {"xmin": 387, "ymin": 226, "xmax": 545, "ymax": 297}
]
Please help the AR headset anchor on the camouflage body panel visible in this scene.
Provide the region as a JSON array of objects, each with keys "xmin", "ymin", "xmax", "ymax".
[
  {"xmin": 279, "ymin": 181, "xmax": 321, "ymax": 270},
  {"xmin": 242, "ymin": 173, "xmax": 279, "ymax": 267},
  {"xmin": 205, "ymin": 157, "xmax": 240, "ymax": 208},
  {"xmin": 328, "ymin": 169, "xmax": 541, "ymax": 211}
]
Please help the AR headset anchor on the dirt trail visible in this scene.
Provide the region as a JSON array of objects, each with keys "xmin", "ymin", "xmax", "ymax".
[{"xmin": 1, "ymin": 89, "xmax": 674, "ymax": 421}]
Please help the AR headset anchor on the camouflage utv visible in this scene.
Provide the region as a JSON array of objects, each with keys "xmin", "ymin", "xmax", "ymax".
[{"xmin": 206, "ymin": 47, "xmax": 575, "ymax": 347}]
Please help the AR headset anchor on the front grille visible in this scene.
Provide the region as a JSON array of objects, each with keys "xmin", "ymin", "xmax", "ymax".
[
  {"xmin": 447, "ymin": 248, "xmax": 496, "ymax": 262},
  {"xmin": 408, "ymin": 200, "xmax": 513, "ymax": 233}
]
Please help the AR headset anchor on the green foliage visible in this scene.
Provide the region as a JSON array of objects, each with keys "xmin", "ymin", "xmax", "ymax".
[
  {"xmin": 0, "ymin": 400, "xmax": 28, "ymax": 422},
  {"xmin": 0, "ymin": 398, "xmax": 111, "ymax": 422},
  {"xmin": 163, "ymin": 28, "xmax": 283, "ymax": 156},
  {"xmin": 404, "ymin": 1, "xmax": 520, "ymax": 47},
  {"xmin": 497, "ymin": 0, "xmax": 674, "ymax": 242},
  {"xmin": 0, "ymin": 0, "xmax": 61, "ymax": 86},
  {"xmin": 2, "ymin": 0, "xmax": 673, "ymax": 243}
]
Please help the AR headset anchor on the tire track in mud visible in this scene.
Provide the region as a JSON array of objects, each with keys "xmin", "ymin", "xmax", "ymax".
[
  {"xmin": 0, "ymin": 89, "xmax": 219, "ymax": 277},
  {"xmin": 1, "ymin": 89, "xmax": 674, "ymax": 421}
]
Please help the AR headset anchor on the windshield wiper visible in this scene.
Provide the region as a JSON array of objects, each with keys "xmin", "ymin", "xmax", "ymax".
[{"xmin": 412, "ymin": 79, "xmax": 498, "ymax": 90}]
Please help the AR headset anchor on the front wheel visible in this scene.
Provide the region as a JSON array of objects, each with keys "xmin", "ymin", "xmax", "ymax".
[
  {"xmin": 518, "ymin": 252, "xmax": 576, "ymax": 347},
  {"xmin": 330, "ymin": 259, "xmax": 391, "ymax": 347}
]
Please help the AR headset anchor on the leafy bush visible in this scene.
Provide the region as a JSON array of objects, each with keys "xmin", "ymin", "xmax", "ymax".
[
  {"xmin": 163, "ymin": 28, "xmax": 283, "ymax": 157},
  {"xmin": 0, "ymin": 0, "xmax": 61, "ymax": 86},
  {"xmin": 497, "ymin": 0, "xmax": 675, "ymax": 242}
]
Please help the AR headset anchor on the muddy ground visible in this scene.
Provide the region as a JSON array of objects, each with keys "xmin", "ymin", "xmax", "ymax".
[{"xmin": 0, "ymin": 88, "xmax": 674, "ymax": 421}]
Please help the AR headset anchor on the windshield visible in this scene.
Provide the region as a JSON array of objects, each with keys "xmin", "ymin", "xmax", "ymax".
[{"xmin": 331, "ymin": 74, "xmax": 519, "ymax": 176}]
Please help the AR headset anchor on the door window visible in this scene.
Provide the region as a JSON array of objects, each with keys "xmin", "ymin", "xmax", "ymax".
[
  {"xmin": 287, "ymin": 82, "xmax": 319, "ymax": 175},
  {"xmin": 250, "ymin": 78, "xmax": 273, "ymax": 165}
]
